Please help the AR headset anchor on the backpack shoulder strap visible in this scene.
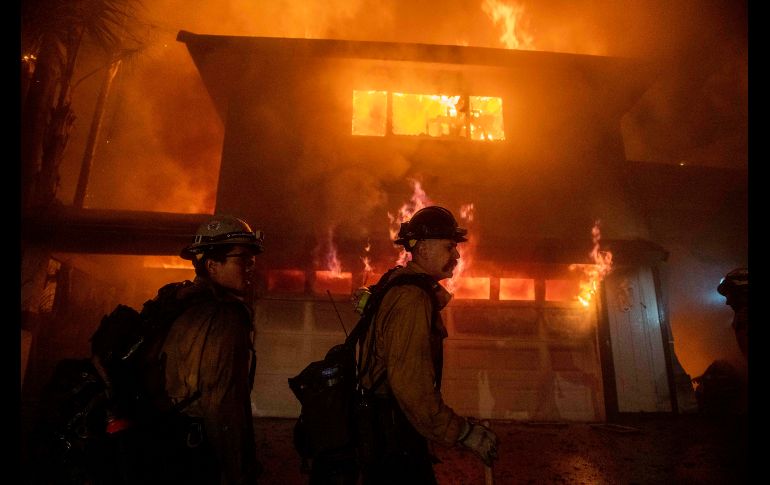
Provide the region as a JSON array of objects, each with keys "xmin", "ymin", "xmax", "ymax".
[{"xmin": 350, "ymin": 270, "xmax": 442, "ymax": 392}]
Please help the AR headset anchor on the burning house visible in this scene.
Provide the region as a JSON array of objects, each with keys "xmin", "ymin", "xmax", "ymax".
[
  {"xmin": 172, "ymin": 31, "xmax": 702, "ymax": 422},
  {"xmin": 21, "ymin": 29, "xmax": 746, "ymax": 427}
]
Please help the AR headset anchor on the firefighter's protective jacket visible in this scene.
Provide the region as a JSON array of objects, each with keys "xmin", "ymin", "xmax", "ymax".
[
  {"xmin": 161, "ymin": 276, "xmax": 259, "ymax": 485},
  {"xmin": 359, "ymin": 262, "xmax": 466, "ymax": 446}
]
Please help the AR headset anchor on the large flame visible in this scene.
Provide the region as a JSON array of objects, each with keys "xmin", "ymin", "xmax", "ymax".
[
  {"xmin": 353, "ymin": 91, "xmax": 505, "ymax": 140},
  {"xmin": 481, "ymin": 0, "xmax": 536, "ymax": 50},
  {"xmin": 570, "ymin": 220, "xmax": 613, "ymax": 307}
]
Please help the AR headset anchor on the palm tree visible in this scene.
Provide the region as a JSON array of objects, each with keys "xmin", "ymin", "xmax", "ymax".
[
  {"xmin": 21, "ymin": 0, "xmax": 143, "ymax": 211},
  {"xmin": 20, "ymin": 0, "xmax": 145, "ymax": 356}
]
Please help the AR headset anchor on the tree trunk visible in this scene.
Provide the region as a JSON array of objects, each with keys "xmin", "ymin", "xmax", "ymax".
[
  {"xmin": 75, "ymin": 59, "xmax": 122, "ymax": 208},
  {"xmin": 21, "ymin": 33, "xmax": 60, "ymax": 211}
]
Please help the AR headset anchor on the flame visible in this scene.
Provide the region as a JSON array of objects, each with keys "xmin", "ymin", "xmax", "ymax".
[
  {"xmin": 352, "ymin": 90, "xmax": 387, "ymax": 136},
  {"xmin": 361, "ymin": 239, "xmax": 374, "ymax": 286},
  {"xmin": 393, "ymin": 93, "xmax": 466, "ymax": 137},
  {"xmin": 388, "ymin": 184, "xmax": 480, "ymax": 297},
  {"xmin": 481, "ymin": 0, "xmax": 535, "ymax": 50},
  {"xmin": 445, "ymin": 203, "xmax": 475, "ymax": 294},
  {"xmin": 324, "ymin": 226, "xmax": 344, "ymax": 277},
  {"xmin": 388, "ymin": 179, "xmax": 433, "ymax": 266},
  {"xmin": 570, "ymin": 220, "xmax": 613, "ymax": 307},
  {"xmin": 353, "ymin": 91, "xmax": 504, "ymax": 140}
]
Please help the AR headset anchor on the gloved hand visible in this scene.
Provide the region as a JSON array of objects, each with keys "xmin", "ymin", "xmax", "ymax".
[{"xmin": 458, "ymin": 419, "xmax": 498, "ymax": 466}]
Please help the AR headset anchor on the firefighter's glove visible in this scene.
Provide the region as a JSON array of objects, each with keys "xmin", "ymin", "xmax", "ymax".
[{"xmin": 458, "ymin": 420, "xmax": 498, "ymax": 466}]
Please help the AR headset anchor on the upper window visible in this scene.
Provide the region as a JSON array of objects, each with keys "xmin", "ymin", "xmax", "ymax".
[{"xmin": 352, "ymin": 90, "xmax": 505, "ymax": 141}]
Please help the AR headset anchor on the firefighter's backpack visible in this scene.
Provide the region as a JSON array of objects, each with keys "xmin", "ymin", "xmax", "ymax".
[{"xmin": 30, "ymin": 280, "xmax": 204, "ymax": 483}]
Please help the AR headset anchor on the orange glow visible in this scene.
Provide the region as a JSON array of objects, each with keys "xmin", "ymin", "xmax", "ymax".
[
  {"xmin": 389, "ymin": 179, "xmax": 433, "ymax": 267},
  {"xmin": 393, "ymin": 93, "xmax": 465, "ymax": 137},
  {"xmin": 481, "ymin": 0, "xmax": 535, "ymax": 50},
  {"xmin": 570, "ymin": 221, "xmax": 613, "ymax": 307},
  {"xmin": 324, "ymin": 227, "xmax": 343, "ymax": 277},
  {"xmin": 268, "ymin": 269, "xmax": 306, "ymax": 293},
  {"xmin": 469, "ymin": 96, "xmax": 505, "ymax": 140},
  {"xmin": 353, "ymin": 91, "xmax": 504, "ymax": 140},
  {"xmin": 388, "ymin": 184, "xmax": 477, "ymax": 292},
  {"xmin": 499, "ymin": 278, "xmax": 535, "ymax": 300},
  {"xmin": 452, "ymin": 277, "xmax": 490, "ymax": 299},
  {"xmin": 314, "ymin": 270, "xmax": 352, "ymax": 295},
  {"xmin": 361, "ymin": 239, "xmax": 374, "ymax": 286},
  {"xmin": 545, "ymin": 279, "xmax": 579, "ymax": 302},
  {"xmin": 352, "ymin": 90, "xmax": 387, "ymax": 136},
  {"xmin": 445, "ymin": 203, "xmax": 475, "ymax": 294},
  {"xmin": 142, "ymin": 255, "xmax": 190, "ymax": 269}
]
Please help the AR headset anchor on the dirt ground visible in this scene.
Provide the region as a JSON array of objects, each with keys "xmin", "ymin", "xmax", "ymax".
[{"xmin": 254, "ymin": 413, "xmax": 749, "ymax": 485}]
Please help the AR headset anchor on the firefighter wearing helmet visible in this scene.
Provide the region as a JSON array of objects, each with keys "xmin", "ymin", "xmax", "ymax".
[
  {"xmin": 353, "ymin": 205, "xmax": 498, "ymax": 484},
  {"xmin": 180, "ymin": 214, "xmax": 264, "ymax": 261},
  {"xmin": 717, "ymin": 267, "xmax": 748, "ymax": 359},
  {"xmin": 132, "ymin": 215, "xmax": 264, "ymax": 484}
]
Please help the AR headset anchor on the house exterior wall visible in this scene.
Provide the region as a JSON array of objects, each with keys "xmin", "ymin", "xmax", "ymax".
[{"xmin": 185, "ymin": 39, "xmax": 668, "ymax": 421}]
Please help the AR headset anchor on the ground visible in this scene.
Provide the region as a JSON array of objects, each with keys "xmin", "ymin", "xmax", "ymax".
[{"xmin": 254, "ymin": 413, "xmax": 749, "ymax": 484}]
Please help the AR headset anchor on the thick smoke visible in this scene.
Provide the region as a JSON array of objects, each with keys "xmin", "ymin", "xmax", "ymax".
[
  {"xmin": 57, "ymin": 0, "xmax": 746, "ymax": 212},
  {"xmin": 51, "ymin": 0, "xmax": 747, "ymax": 377}
]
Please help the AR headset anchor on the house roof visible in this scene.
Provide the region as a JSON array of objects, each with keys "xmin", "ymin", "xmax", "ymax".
[{"xmin": 177, "ymin": 30, "xmax": 658, "ymax": 124}]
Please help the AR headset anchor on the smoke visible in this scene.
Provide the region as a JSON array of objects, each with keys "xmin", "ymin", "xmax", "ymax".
[{"xmin": 56, "ymin": 0, "xmax": 746, "ymax": 213}]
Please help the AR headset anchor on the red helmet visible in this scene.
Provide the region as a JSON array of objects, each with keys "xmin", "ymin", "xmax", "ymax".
[{"xmin": 394, "ymin": 206, "xmax": 468, "ymax": 246}]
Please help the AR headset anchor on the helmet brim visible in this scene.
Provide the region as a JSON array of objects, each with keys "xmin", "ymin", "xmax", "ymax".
[
  {"xmin": 179, "ymin": 239, "xmax": 264, "ymax": 260},
  {"xmin": 393, "ymin": 232, "xmax": 468, "ymax": 246}
]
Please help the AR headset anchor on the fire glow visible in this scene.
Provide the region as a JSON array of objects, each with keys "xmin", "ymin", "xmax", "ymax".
[
  {"xmin": 444, "ymin": 203, "xmax": 477, "ymax": 295},
  {"xmin": 352, "ymin": 91, "xmax": 505, "ymax": 140},
  {"xmin": 481, "ymin": 0, "xmax": 535, "ymax": 51},
  {"xmin": 361, "ymin": 239, "xmax": 374, "ymax": 286},
  {"xmin": 570, "ymin": 221, "xmax": 613, "ymax": 307},
  {"xmin": 142, "ymin": 255, "xmax": 190, "ymax": 269},
  {"xmin": 389, "ymin": 179, "xmax": 433, "ymax": 267},
  {"xmin": 388, "ymin": 183, "xmax": 482, "ymax": 297},
  {"xmin": 315, "ymin": 226, "xmax": 352, "ymax": 294}
]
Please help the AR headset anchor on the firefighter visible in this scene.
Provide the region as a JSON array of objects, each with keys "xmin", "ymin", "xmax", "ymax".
[
  {"xmin": 125, "ymin": 215, "xmax": 264, "ymax": 484},
  {"xmin": 356, "ymin": 206, "xmax": 498, "ymax": 484},
  {"xmin": 717, "ymin": 267, "xmax": 748, "ymax": 359}
]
